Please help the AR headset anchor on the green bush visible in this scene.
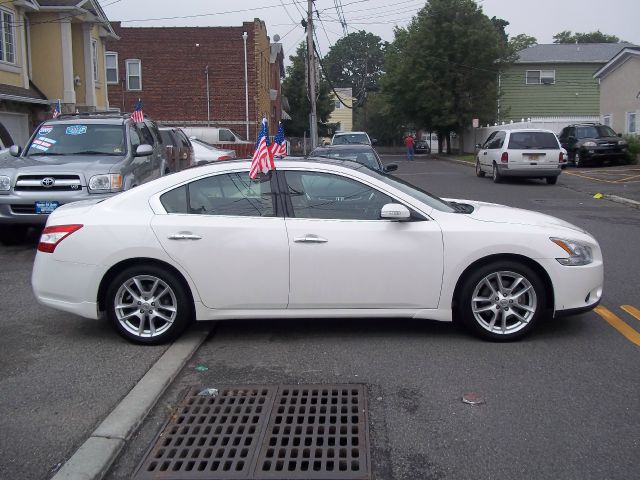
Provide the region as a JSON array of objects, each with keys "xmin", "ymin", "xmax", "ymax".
[{"xmin": 624, "ymin": 135, "xmax": 640, "ymax": 164}]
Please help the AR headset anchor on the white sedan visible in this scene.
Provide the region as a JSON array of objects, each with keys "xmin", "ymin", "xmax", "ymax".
[{"xmin": 32, "ymin": 159, "xmax": 603, "ymax": 344}]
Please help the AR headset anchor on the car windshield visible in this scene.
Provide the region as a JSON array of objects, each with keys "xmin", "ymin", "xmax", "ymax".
[
  {"xmin": 332, "ymin": 133, "xmax": 369, "ymax": 145},
  {"xmin": 508, "ymin": 132, "xmax": 559, "ymax": 150},
  {"xmin": 576, "ymin": 125, "xmax": 618, "ymax": 138},
  {"xmin": 191, "ymin": 139, "xmax": 223, "ymax": 152},
  {"xmin": 359, "ymin": 167, "xmax": 455, "ymax": 213},
  {"xmin": 26, "ymin": 123, "xmax": 126, "ymax": 159},
  {"xmin": 311, "ymin": 148, "xmax": 380, "ymax": 170}
]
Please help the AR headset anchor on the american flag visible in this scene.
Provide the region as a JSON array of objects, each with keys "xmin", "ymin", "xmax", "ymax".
[
  {"xmin": 249, "ymin": 118, "xmax": 275, "ymax": 179},
  {"xmin": 270, "ymin": 122, "xmax": 287, "ymax": 158},
  {"xmin": 52, "ymin": 99, "xmax": 61, "ymax": 118},
  {"xmin": 131, "ymin": 99, "xmax": 144, "ymax": 123}
]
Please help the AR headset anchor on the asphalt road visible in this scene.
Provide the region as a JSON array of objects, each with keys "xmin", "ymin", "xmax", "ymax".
[{"xmin": 106, "ymin": 156, "xmax": 640, "ymax": 480}]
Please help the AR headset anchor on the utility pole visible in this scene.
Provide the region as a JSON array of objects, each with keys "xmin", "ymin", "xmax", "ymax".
[{"xmin": 307, "ymin": 0, "xmax": 318, "ymax": 149}]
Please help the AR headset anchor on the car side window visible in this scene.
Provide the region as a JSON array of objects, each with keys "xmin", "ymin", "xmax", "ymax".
[
  {"xmin": 138, "ymin": 124, "xmax": 155, "ymax": 146},
  {"xmin": 483, "ymin": 132, "xmax": 497, "ymax": 149},
  {"xmin": 490, "ymin": 131, "xmax": 506, "ymax": 149},
  {"xmin": 177, "ymin": 131, "xmax": 191, "ymax": 148},
  {"xmin": 187, "ymin": 172, "xmax": 275, "ymax": 217},
  {"xmin": 284, "ymin": 171, "xmax": 394, "ymax": 220},
  {"xmin": 129, "ymin": 128, "xmax": 142, "ymax": 150},
  {"xmin": 219, "ymin": 129, "xmax": 235, "ymax": 142}
]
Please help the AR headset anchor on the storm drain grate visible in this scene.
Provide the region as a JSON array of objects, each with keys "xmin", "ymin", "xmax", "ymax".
[{"xmin": 133, "ymin": 384, "xmax": 370, "ymax": 480}]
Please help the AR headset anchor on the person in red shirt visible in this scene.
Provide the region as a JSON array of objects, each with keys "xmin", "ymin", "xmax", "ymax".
[{"xmin": 404, "ymin": 134, "xmax": 415, "ymax": 161}]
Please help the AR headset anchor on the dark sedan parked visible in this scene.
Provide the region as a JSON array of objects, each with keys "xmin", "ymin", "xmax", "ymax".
[{"xmin": 308, "ymin": 145, "xmax": 398, "ymax": 173}]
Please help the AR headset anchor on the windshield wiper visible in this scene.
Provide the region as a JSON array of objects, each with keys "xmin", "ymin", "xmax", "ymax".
[
  {"xmin": 70, "ymin": 150, "xmax": 122, "ymax": 156},
  {"xmin": 28, "ymin": 152, "xmax": 64, "ymax": 156}
]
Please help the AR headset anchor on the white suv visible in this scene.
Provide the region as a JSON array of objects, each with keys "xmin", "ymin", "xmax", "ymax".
[
  {"xmin": 331, "ymin": 131, "xmax": 372, "ymax": 145},
  {"xmin": 476, "ymin": 129, "xmax": 564, "ymax": 184}
]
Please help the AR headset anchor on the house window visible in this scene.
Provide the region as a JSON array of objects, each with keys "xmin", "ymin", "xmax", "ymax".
[
  {"xmin": 105, "ymin": 52, "xmax": 118, "ymax": 84},
  {"xmin": 0, "ymin": 9, "xmax": 15, "ymax": 64},
  {"xmin": 335, "ymin": 99, "xmax": 342, "ymax": 109},
  {"xmin": 91, "ymin": 39, "xmax": 99, "ymax": 82},
  {"xmin": 603, "ymin": 115, "xmax": 611, "ymax": 127},
  {"xmin": 526, "ymin": 70, "xmax": 555, "ymax": 85},
  {"xmin": 628, "ymin": 113, "xmax": 637, "ymax": 134},
  {"xmin": 126, "ymin": 59, "xmax": 142, "ymax": 90}
]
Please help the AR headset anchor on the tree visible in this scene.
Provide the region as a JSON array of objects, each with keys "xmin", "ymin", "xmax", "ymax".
[
  {"xmin": 553, "ymin": 30, "xmax": 620, "ymax": 44},
  {"xmin": 382, "ymin": 0, "xmax": 509, "ymax": 153},
  {"xmin": 281, "ymin": 43, "xmax": 335, "ymax": 137},
  {"xmin": 322, "ymin": 31, "xmax": 387, "ymax": 130},
  {"xmin": 509, "ymin": 34, "xmax": 537, "ymax": 53}
]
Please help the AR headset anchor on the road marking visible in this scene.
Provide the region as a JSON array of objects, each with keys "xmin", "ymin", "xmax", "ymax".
[
  {"xmin": 564, "ymin": 169, "xmax": 640, "ymax": 184},
  {"xmin": 621, "ymin": 305, "xmax": 640, "ymax": 322},
  {"xmin": 594, "ymin": 306, "xmax": 640, "ymax": 346}
]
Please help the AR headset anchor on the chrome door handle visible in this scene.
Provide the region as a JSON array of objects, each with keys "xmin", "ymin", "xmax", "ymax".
[
  {"xmin": 294, "ymin": 235, "xmax": 328, "ymax": 243},
  {"xmin": 167, "ymin": 233, "xmax": 202, "ymax": 240}
]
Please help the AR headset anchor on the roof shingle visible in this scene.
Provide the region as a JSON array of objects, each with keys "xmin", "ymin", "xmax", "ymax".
[{"xmin": 517, "ymin": 43, "xmax": 638, "ymax": 64}]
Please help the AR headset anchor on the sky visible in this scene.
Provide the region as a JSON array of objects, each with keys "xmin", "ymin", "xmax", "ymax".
[{"xmin": 99, "ymin": 0, "xmax": 640, "ymax": 63}]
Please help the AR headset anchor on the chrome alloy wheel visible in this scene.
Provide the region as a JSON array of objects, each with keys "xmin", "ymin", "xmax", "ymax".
[
  {"xmin": 114, "ymin": 275, "xmax": 177, "ymax": 338},
  {"xmin": 470, "ymin": 270, "xmax": 537, "ymax": 335}
]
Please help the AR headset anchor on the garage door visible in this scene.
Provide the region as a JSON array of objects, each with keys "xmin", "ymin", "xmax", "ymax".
[{"xmin": 0, "ymin": 112, "xmax": 29, "ymax": 148}]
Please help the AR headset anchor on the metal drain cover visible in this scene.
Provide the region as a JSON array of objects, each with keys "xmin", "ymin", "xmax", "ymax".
[{"xmin": 133, "ymin": 384, "xmax": 370, "ymax": 480}]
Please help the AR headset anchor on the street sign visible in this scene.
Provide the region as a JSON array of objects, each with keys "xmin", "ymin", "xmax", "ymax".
[{"xmin": 472, "ymin": 118, "xmax": 479, "ymax": 128}]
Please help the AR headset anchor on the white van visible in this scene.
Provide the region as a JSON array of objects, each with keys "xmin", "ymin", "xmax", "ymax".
[{"xmin": 180, "ymin": 127, "xmax": 251, "ymax": 145}]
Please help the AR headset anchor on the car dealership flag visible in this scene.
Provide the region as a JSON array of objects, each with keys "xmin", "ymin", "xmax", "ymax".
[
  {"xmin": 52, "ymin": 99, "xmax": 61, "ymax": 118},
  {"xmin": 131, "ymin": 98, "xmax": 144, "ymax": 123},
  {"xmin": 271, "ymin": 121, "xmax": 287, "ymax": 158},
  {"xmin": 249, "ymin": 118, "xmax": 275, "ymax": 179}
]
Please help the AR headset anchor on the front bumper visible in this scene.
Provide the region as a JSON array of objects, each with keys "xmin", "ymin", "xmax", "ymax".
[
  {"xmin": 0, "ymin": 189, "xmax": 113, "ymax": 225},
  {"xmin": 579, "ymin": 147, "xmax": 627, "ymax": 162}
]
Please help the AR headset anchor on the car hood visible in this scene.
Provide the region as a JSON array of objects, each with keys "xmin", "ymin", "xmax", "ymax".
[
  {"xmin": 445, "ymin": 198, "xmax": 586, "ymax": 233},
  {"xmin": 0, "ymin": 154, "xmax": 124, "ymax": 174},
  {"xmin": 578, "ymin": 136, "xmax": 620, "ymax": 144}
]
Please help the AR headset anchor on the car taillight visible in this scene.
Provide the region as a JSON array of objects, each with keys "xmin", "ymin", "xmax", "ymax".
[
  {"xmin": 500, "ymin": 152, "xmax": 509, "ymax": 163},
  {"xmin": 38, "ymin": 224, "xmax": 83, "ymax": 253},
  {"xmin": 559, "ymin": 152, "xmax": 564, "ymax": 162},
  {"xmin": 217, "ymin": 156, "xmax": 231, "ymax": 161}
]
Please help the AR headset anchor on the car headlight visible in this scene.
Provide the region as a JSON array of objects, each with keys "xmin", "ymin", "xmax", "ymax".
[
  {"xmin": 618, "ymin": 140, "xmax": 627, "ymax": 146},
  {"xmin": 551, "ymin": 238, "xmax": 593, "ymax": 266},
  {"xmin": 88, "ymin": 174, "xmax": 123, "ymax": 193},
  {"xmin": 582, "ymin": 141, "xmax": 597, "ymax": 147},
  {"xmin": 0, "ymin": 175, "xmax": 10, "ymax": 192}
]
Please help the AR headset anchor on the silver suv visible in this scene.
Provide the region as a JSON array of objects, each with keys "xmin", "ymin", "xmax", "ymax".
[{"xmin": 0, "ymin": 113, "xmax": 167, "ymax": 244}]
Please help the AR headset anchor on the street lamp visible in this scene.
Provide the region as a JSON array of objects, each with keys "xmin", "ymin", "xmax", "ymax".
[{"xmin": 242, "ymin": 31, "xmax": 249, "ymax": 140}]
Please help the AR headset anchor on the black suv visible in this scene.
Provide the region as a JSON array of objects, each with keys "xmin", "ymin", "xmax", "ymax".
[{"xmin": 558, "ymin": 123, "xmax": 628, "ymax": 167}]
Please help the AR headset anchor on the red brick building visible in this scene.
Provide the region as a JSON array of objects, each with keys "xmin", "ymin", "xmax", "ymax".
[{"xmin": 106, "ymin": 19, "xmax": 284, "ymax": 141}]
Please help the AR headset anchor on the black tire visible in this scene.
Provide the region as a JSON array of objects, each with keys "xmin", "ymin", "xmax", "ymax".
[
  {"xmin": 475, "ymin": 160, "xmax": 485, "ymax": 177},
  {"xmin": 575, "ymin": 152, "xmax": 584, "ymax": 168},
  {"xmin": 546, "ymin": 176, "xmax": 558, "ymax": 185},
  {"xmin": 492, "ymin": 164, "xmax": 502, "ymax": 183},
  {"xmin": 457, "ymin": 260, "xmax": 547, "ymax": 341},
  {"xmin": 0, "ymin": 225, "xmax": 29, "ymax": 246},
  {"xmin": 105, "ymin": 264, "xmax": 192, "ymax": 345}
]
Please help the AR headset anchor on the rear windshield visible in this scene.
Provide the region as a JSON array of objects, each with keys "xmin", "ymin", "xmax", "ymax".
[
  {"xmin": 576, "ymin": 125, "xmax": 617, "ymax": 139},
  {"xmin": 332, "ymin": 133, "xmax": 370, "ymax": 145},
  {"xmin": 26, "ymin": 123, "xmax": 126, "ymax": 159},
  {"xmin": 311, "ymin": 148, "xmax": 379, "ymax": 169},
  {"xmin": 508, "ymin": 132, "xmax": 559, "ymax": 150}
]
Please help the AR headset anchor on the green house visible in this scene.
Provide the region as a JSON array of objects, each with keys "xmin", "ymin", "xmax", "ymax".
[{"xmin": 499, "ymin": 43, "xmax": 636, "ymax": 122}]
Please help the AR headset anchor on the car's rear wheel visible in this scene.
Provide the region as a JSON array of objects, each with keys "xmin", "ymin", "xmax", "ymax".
[
  {"xmin": 546, "ymin": 176, "xmax": 558, "ymax": 185},
  {"xmin": 492, "ymin": 164, "xmax": 502, "ymax": 183},
  {"xmin": 475, "ymin": 159, "xmax": 485, "ymax": 177},
  {"xmin": 457, "ymin": 261, "xmax": 547, "ymax": 341},
  {"xmin": 105, "ymin": 265, "xmax": 192, "ymax": 344}
]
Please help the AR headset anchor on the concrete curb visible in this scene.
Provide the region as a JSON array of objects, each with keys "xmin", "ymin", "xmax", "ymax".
[{"xmin": 51, "ymin": 325, "xmax": 212, "ymax": 480}]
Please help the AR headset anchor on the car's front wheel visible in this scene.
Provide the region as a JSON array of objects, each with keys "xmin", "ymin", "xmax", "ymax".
[
  {"xmin": 457, "ymin": 261, "xmax": 547, "ymax": 341},
  {"xmin": 492, "ymin": 164, "xmax": 502, "ymax": 183},
  {"xmin": 475, "ymin": 159, "xmax": 485, "ymax": 177},
  {"xmin": 105, "ymin": 265, "xmax": 192, "ymax": 344},
  {"xmin": 574, "ymin": 152, "xmax": 584, "ymax": 168}
]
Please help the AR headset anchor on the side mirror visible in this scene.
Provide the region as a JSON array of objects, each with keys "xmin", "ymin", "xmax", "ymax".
[
  {"xmin": 381, "ymin": 203, "xmax": 410, "ymax": 221},
  {"xmin": 475, "ymin": 143, "xmax": 482, "ymax": 149},
  {"xmin": 9, "ymin": 145, "xmax": 21, "ymax": 157},
  {"xmin": 384, "ymin": 163, "xmax": 398, "ymax": 173},
  {"xmin": 617, "ymin": 133, "xmax": 622, "ymax": 138},
  {"xmin": 135, "ymin": 144, "xmax": 153, "ymax": 157},
  {"xmin": 371, "ymin": 138, "xmax": 378, "ymax": 145}
]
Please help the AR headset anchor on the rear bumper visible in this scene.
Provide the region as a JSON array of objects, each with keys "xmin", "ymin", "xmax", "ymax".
[{"xmin": 497, "ymin": 166, "xmax": 561, "ymax": 177}]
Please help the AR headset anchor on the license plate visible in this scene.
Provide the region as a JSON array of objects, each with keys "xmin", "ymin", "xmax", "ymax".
[
  {"xmin": 35, "ymin": 201, "xmax": 60, "ymax": 214},
  {"xmin": 526, "ymin": 154, "xmax": 539, "ymax": 160}
]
